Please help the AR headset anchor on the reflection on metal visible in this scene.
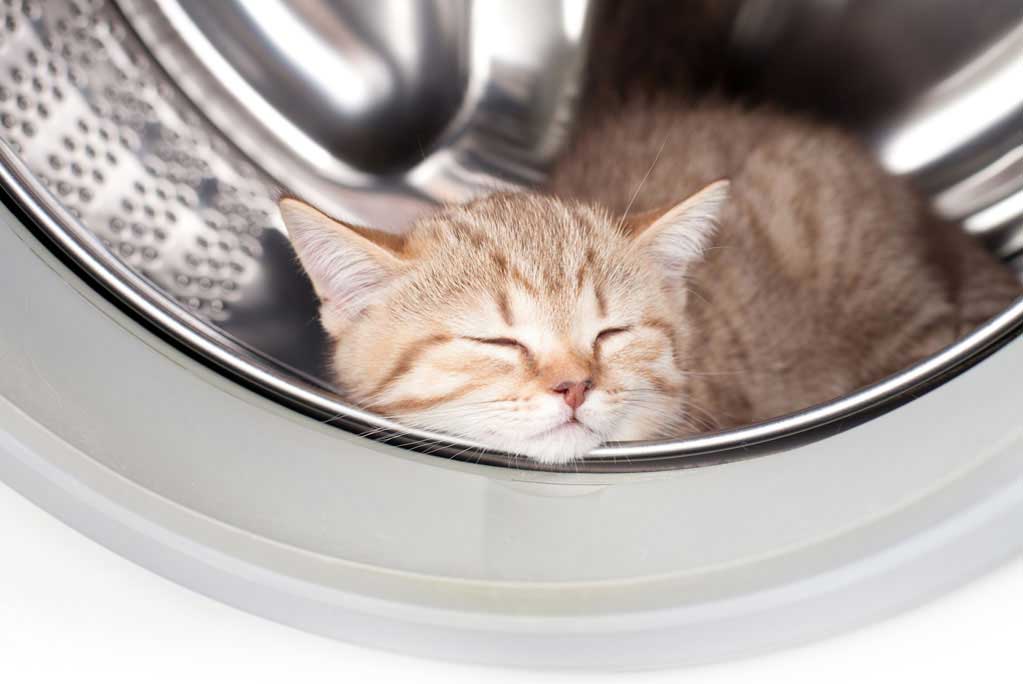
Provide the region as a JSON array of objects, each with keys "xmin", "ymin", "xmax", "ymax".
[
  {"xmin": 876, "ymin": 26, "xmax": 1023, "ymax": 182},
  {"xmin": 119, "ymin": 0, "xmax": 592, "ymax": 224},
  {"xmin": 0, "ymin": 0, "xmax": 1021, "ymax": 471},
  {"xmin": 729, "ymin": 0, "xmax": 1023, "ymax": 255}
]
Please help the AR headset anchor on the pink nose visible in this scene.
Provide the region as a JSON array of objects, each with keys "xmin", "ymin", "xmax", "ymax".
[{"xmin": 552, "ymin": 380, "xmax": 592, "ymax": 410}]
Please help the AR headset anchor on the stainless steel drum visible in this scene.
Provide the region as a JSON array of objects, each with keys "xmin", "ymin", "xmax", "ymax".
[
  {"xmin": 1, "ymin": 0, "xmax": 1022, "ymax": 669},
  {"xmin": 1, "ymin": 0, "xmax": 1020, "ymax": 468}
]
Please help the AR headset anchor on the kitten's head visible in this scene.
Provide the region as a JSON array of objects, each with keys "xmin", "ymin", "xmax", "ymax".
[{"xmin": 281, "ymin": 181, "xmax": 728, "ymax": 463}]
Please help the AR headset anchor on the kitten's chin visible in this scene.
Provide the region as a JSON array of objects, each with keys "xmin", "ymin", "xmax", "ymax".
[{"xmin": 508, "ymin": 422, "xmax": 603, "ymax": 465}]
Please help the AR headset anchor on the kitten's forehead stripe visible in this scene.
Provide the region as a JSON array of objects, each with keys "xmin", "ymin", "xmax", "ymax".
[
  {"xmin": 491, "ymin": 252, "xmax": 507, "ymax": 275},
  {"xmin": 574, "ymin": 260, "xmax": 588, "ymax": 293},
  {"xmin": 575, "ymin": 246, "xmax": 597, "ymax": 294},
  {"xmin": 594, "ymin": 282, "xmax": 608, "ymax": 318},
  {"xmin": 511, "ymin": 264, "xmax": 540, "ymax": 296},
  {"xmin": 494, "ymin": 289, "xmax": 514, "ymax": 326}
]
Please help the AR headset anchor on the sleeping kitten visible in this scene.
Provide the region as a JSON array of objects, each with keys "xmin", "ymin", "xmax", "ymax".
[{"xmin": 281, "ymin": 101, "xmax": 1021, "ymax": 463}]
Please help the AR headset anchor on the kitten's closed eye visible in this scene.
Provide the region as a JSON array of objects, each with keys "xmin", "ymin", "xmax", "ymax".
[
  {"xmin": 594, "ymin": 326, "xmax": 631, "ymax": 348},
  {"xmin": 465, "ymin": 336, "xmax": 528, "ymax": 352}
]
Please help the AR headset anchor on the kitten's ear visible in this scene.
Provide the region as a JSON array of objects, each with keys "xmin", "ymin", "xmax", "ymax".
[
  {"xmin": 279, "ymin": 198, "xmax": 405, "ymax": 327},
  {"xmin": 628, "ymin": 179, "xmax": 729, "ymax": 278}
]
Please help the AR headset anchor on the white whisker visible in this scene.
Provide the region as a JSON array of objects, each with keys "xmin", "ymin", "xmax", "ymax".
[{"xmin": 618, "ymin": 132, "xmax": 670, "ymax": 230}]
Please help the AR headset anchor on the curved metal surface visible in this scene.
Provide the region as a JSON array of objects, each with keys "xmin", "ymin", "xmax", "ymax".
[
  {"xmin": 157, "ymin": 0, "xmax": 471, "ymax": 175},
  {"xmin": 118, "ymin": 0, "xmax": 593, "ymax": 223},
  {"xmin": 0, "ymin": 0, "xmax": 1021, "ymax": 472}
]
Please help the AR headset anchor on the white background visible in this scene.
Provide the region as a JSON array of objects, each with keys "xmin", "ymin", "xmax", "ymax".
[{"xmin": 1, "ymin": 479, "xmax": 1020, "ymax": 684}]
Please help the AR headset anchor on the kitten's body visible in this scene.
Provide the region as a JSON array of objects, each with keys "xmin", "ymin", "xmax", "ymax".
[
  {"xmin": 548, "ymin": 101, "xmax": 1021, "ymax": 429},
  {"xmin": 282, "ymin": 101, "xmax": 1020, "ymax": 461}
]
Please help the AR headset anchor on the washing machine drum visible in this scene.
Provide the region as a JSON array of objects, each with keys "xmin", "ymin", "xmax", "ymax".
[{"xmin": 1, "ymin": 0, "xmax": 1022, "ymax": 669}]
